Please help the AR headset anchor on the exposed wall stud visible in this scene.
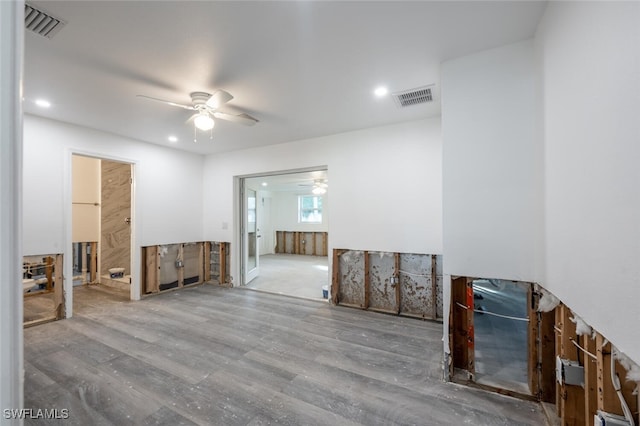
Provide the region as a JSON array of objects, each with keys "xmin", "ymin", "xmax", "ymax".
[{"xmin": 363, "ymin": 251, "xmax": 370, "ymax": 309}]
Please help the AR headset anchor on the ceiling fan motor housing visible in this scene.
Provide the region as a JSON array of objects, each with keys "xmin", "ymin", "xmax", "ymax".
[{"xmin": 190, "ymin": 92, "xmax": 211, "ymax": 109}]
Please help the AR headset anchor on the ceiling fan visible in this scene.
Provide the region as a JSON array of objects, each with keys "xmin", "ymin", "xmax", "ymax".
[
  {"xmin": 299, "ymin": 179, "xmax": 328, "ymax": 195},
  {"xmin": 137, "ymin": 90, "xmax": 258, "ymax": 140}
]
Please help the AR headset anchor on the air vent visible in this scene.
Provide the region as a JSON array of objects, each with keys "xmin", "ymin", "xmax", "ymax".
[
  {"xmin": 392, "ymin": 85, "xmax": 434, "ymax": 108},
  {"xmin": 25, "ymin": 3, "xmax": 66, "ymax": 39}
]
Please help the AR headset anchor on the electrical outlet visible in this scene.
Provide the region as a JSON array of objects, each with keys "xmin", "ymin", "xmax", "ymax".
[{"xmin": 175, "ymin": 260, "xmax": 184, "ymax": 268}]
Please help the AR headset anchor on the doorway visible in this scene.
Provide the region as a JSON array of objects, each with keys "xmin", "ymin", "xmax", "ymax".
[
  {"xmin": 239, "ymin": 169, "xmax": 329, "ymax": 300},
  {"xmin": 71, "ymin": 155, "xmax": 133, "ymax": 312}
]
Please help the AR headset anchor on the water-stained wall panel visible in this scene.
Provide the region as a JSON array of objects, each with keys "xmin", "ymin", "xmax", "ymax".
[
  {"xmin": 436, "ymin": 277, "xmax": 444, "ymax": 319},
  {"xmin": 338, "ymin": 250, "xmax": 365, "ymax": 307},
  {"xmin": 399, "ymin": 253, "xmax": 433, "ymax": 318},
  {"xmin": 435, "ymin": 255, "xmax": 444, "ymax": 319},
  {"xmin": 368, "ymin": 252, "xmax": 397, "ymax": 312},
  {"xmin": 333, "ymin": 248, "xmax": 443, "ymax": 321}
]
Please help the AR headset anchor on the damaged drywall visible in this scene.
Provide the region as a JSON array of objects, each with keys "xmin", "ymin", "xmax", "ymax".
[
  {"xmin": 333, "ymin": 249, "xmax": 443, "ymax": 320},
  {"xmin": 399, "ymin": 253, "xmax": 433, "ymax": 318},
  {"xmin": 368, "ymin": 252, "xmax": 397, "ymax": 312},
  {"xmin": 337, "ymin": 250, "xmax": 365, "ymax": 307}
]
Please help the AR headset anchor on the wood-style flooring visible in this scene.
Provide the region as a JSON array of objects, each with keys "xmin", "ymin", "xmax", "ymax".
[{"xmin": 24, "ymin": 284, "xmax": 547, "ymax": 425}]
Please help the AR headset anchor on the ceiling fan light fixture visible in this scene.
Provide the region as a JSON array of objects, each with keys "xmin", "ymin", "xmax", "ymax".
[
  {"xmin": 312, "ymin": 186, "xmax": 326, "ymax": 195},
  {"xmin": 194, "ymin": 112, "xmax": 214, "ymax": 131}
]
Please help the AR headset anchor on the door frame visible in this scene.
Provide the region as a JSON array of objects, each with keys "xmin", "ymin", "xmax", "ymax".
[
  {"xmin": 234, "ymin": 166, "xmax": 328, "ymax": 289},
  {"xmin": 65, "ymin": 149, "xmax": 138, "ymax": 318},
  {"xmin": 243, "ymin": 184, "xmax": 260, "ymax": 284}
]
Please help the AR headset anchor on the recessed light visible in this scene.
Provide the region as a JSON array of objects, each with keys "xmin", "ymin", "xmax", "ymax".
[
  {"xmin": 261, "ymin": 182, "xmax": 268, "ymax": 187},
  {"xmin": 374, "ymin": 86, "xmax": 388, "ymax": 97},
  {"xmin": 168, "ymin": 135, "xmax": 178, "ymax": 143},
  {"xmin": 35, "ymin": 99, "xmax": 51, "ymax": 108}
]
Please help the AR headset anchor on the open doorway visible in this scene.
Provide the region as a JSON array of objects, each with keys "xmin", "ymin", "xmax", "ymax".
[
  {"xmin": 71, "ymin": 155, "xmax": 132, "ymax": 312},
  {"xmin": 239, "ymin": 169, "xmax": 329, "ymax": 300}
]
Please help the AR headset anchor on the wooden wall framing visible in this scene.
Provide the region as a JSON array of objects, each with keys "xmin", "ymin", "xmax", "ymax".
[
  {"xmin": 276, "ymin": 231, "xmax": 328, "ymax": 256},
  {"xmin": 207, "ymin": 241, "xmax": 230, "ymax": 285},
  {"xmin": 23, "ymin": 253, "xmax": 64, "ymax": 327},
  {"xmin": 141, "ymin": 241, "xmax": 230, "ymax": 295},
  {"xmin": 450, "ymin": 276, "xmax": 474, "ymax": 377},
  {"xmin": 552, "ymin": 303, "xmax": 639, "ymax": 425},
  {"xmin": 448, "ymin": 281, "xmax": 640, "ymax": 425},
  {"xmin": 331, "ymin": 249, "xmax": 443, "ymax": 321},
  {"xmin": 449, "ymin": 277, "xmax": 555, "ymax": 402}
]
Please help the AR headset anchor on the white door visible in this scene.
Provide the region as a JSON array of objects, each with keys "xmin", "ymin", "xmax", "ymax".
[
  {"xmin": 245, "ymin": 187, "xmax": 260, "ymax": 283},
  {"xmin": 259, "ymin": 195, "xmax": 273, "ymax": 255}
]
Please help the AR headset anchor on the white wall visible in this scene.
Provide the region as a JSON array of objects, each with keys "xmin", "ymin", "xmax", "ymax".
[
  {"xmin": 203, "ymin": 118, "xmax": 443, "ymax": 283},
  {"xmin": 441, "ymin": 40, "xmax": 542, "ymax": 283},
  {"xmin": 23, "ymin": 115, "xmax": 205, "ymax": 310},
  {"xmin": 537, "ymin": 2, "xmax": 640, "ymax": 362},
  {"xmin": 71, "ymin": 155, "xmax": 100, "ymax": 242},
  {"xmin": 24, "ymin": 115, "xmax": 205, "ymax": 252},
  {"xmin": 271, "ymin": 191, "xmax": 329, "ymax": 233}
]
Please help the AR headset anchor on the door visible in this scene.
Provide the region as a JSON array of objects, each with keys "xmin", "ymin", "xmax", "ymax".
[{"xmin": 244, "ymin": 186, "xmax": 260, "ymax": 283}]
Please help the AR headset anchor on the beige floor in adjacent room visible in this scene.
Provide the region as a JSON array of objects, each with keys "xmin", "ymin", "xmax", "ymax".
[{"xmin": 245, "ymin": 253, "xmax": 329, "ymax": 300}]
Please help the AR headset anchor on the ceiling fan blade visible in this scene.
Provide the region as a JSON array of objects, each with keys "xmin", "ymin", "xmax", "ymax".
[
  {"xmin": 136, "ymin": 95, "xmax": 195, "ymax": 110},
  {"xmin": 213, "ymin": 111, "xmax": 259, "ymax": 126},
  {"xmin": 205, "ymin": 90, "xmax": 234, "ymax": 109},
  {"xmin": 186, "ymin": 112, "xmax": 199, "ymax": 123}
]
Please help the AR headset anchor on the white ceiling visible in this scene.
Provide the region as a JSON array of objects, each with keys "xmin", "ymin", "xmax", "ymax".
[{"xmin": 23, "ymin": 1, "xmax": 547, "ymax": 155}]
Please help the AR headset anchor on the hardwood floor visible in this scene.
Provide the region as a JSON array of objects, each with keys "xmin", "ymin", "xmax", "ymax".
[{"xmin": 23, "ymin": 284, "xmax": 547, "ymax": 425}]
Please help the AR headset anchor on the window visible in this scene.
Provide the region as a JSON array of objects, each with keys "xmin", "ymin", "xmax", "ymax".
[{"xmin": 298, "ymin": 195, "xmax": 323, "ymax": 223}]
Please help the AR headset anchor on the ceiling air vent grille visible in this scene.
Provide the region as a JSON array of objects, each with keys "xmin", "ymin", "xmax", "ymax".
[
  {"xmin": 25, "ymin": 3, "xmax": 66, "ymax": 39},
  {"xmin": 392, "ymin": 86, "xmax": 433, "ymax": 108}
]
